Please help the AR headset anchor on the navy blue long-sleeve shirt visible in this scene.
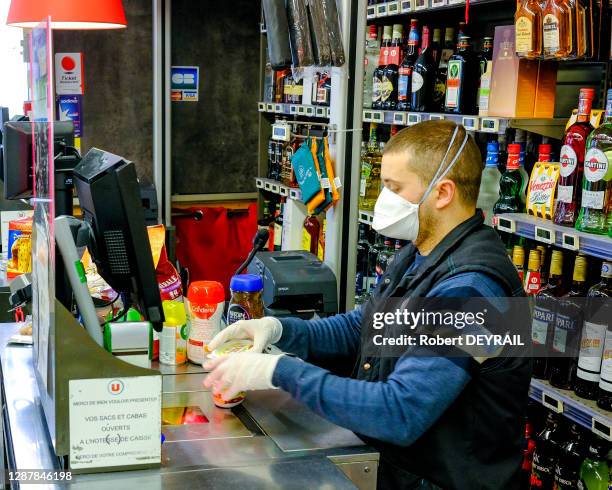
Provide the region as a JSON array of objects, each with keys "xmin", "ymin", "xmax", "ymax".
[{"xmin": 271, "ymin": 253, "xmax": 507, "ymax": 447}]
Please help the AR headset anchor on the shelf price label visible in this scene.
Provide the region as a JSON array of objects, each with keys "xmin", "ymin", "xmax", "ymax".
[
  {"xmin": 431, "ymin": 0, "xmax": 447, "ymax": 6},
  {"xmin": 316, "ymin": 106, "xmax": 327, "ymax": 118},
  {"xmin": 387, "ymin": 1, "xmax": 400, "ymax": 14},
  {"xmin": 414, "ymin": 0, "xmax": 428, "ymax": 10},
  {"xmin": 429, "ymin": 114, "xmax": 445, "ymax": 121},
  {"xmin": 400, "ymin": 0, "xmax": 413, "ymax": 12},
  {"xmin": 363, "ymin": 110, "xmax": 373, "ymax": 123},
  {"xmin": 297, "ymin": 105, "xmax": 306, "ymax": 115},
  {"xmin": 289, "ymin": 105, "xmax": 298, "ymax": 115},
  {"xmin": 496, "ymin": 216, "xmax": 516, "ymax": 233},
  {"xmin": 266, "ymin": 103, "xmax": 274, "ymax": 112},
  {"xmin": 534, "ymin": 226, "xmax": 555, "ymax": 245},
  {"xmin": 367, "ymin": 5, "xmax": 377, "ymax": 18},
  {"xmin": 480, "ymin": 117, "xmax": 500, "ymax": 133},
  {"xmin": 541, "ymin": 391, "xmax": 563, "ymax": 414},
  {"xmin": 562, "ymin": 232, "xmax": 580, "ymax": 251},
  {"xmin": 255, "ymin": 178, "xmax": 264, "ymax": 189},
  {"xmin": 279, "ymin": 186, "xmax": 289, "ymax": 197},
  {"xmin": 274, "ymin": 104, "xmax": 283, "ymax": 113},
  {"xmin": 305, "ymin": 106, "xmax": 315, "ymax": 116},
  {"xmin": 289, "ymin": 188, "xmax": 302, "ymax": 201},
  {"xmin": 371, "ymin": 111, "xmax": 384, "ymax": 123},
  {"xmin": 407, "ymin": 113, "xmax": 422, "ymax": 125},
  {"xmin": 376, "ymin": 3, "xmax": 388, "ymax": 16},
  {"xmin": 264, "ymin": 181, "xmax": 272, "ymax": 191},
  {"xmin": 258, "ymin": 102, "xmax": 266, "ymax": 112},
  {"xmin": 448, "ymin": 0, "xmax": 465, "ymax": 4},
  {"xmin": 462, "ymin": 116, "xmax": 479, "ymax": 131},
  {"xmin": 592, "ymin": 417, "xmax": 612, "ymax": 441},
  {"xmin": 393, "ymin": 112, "xmax": 407, "ymax": 125}
]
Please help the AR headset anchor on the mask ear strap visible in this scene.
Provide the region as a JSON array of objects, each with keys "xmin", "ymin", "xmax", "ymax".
[{"xmin": 418, "ymin": 126, "xmax": 459, "ymax": 205}]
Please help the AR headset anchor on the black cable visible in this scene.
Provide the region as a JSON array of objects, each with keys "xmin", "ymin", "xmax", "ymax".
[
  {"xmin": 92, "ymin": 293, "xmax": 121, "ymax": 308},
  {"xmin": 105, "ymin": 294, "xmax": 131, "ymax": 323}
]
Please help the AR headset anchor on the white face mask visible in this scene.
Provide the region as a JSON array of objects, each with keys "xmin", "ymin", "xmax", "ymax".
[{"xmin": 372, "ymin": 126, "xmax": 469, "ymax": 242}]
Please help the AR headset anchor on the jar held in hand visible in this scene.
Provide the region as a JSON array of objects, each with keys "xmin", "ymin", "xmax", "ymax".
[{"xmin": 227, "ymin": 274, "xmax": 264, "ymax": 325}]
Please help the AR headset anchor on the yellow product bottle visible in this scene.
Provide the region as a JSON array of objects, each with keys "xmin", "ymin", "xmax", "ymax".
[{"xmin": 160, "ymin": 301, "xmax": 188, "ymax": 365}]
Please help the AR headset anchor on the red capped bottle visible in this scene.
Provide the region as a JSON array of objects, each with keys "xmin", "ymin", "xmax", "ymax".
[
  {"xmin": 493, "ymin": 144, "xmax": 524, "ymax": 214},
  {"xmin": 381, "ymin": 24, "xmax": 404, "ymax": 111},
  {"xmin": 538, "ymin": 143, "xmax": 553, "ymax": 162},
  {"xmin": 554, "ymin": 88, "xmax": 595, "ymax": 227},
  {"xmin": 397, "ymin": 19, "xmax": 420, "ymax": 112}
]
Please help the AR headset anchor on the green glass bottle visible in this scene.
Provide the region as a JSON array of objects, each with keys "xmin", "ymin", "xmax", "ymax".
[
  {"xmin": 576, "ymin": 88, "xmax": 612, "ymax": 235},
  {"xmin": 493, "ymin": 144, "xmax": 524, "ymax": 214},
  {"xmin": 578, "ymin": 435, "xmax": 609, "ymax": 490}
]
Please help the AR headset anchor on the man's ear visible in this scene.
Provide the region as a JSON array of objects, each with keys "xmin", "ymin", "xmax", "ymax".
[{"xmin": 434, "ymin": 179, "xmax": 456, "ymax": 209}]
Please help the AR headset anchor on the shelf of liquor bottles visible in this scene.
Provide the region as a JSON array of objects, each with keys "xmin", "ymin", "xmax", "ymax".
[
  {"xmin": 258, "ymin": 101, "xmax": 330, "ymax": 120},
  {"xmin": 255, "ymin": 177, "xmax": 303, "ymax": 202},
  {"xmin": 494, "ymin": 213, "xmax": 612, "ymax": 261},
  {"xmin": 367, "ymin": 0, "xmax": 504, "ymax": 20},
  {"xmin": 530, "ymin": 378, "xmax": 612, "ymax": 441}
]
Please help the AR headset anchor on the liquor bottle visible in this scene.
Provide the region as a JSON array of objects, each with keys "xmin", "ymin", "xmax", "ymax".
[
  {"xmin": 445, "ymin": 35, "xmax": 480, "ymax": 115},
  {"xmin": 477, "ymin": 141, "xmax": 502, "ymax": 226},
  {"xmin": 516, "ymin": 0, "xmax": 543, "ymax": 58},
  {"xmin": 457, "ymin": 21, "xmax": 467, "ymax": 38},
  {"xmin": 530, "ymin": 412, "xmax": 566, "ymax": 489},
  {"xmin": 554, "ymin": 88, "xmax": 595, "ymax": 227},
  {"xmin": 375, "ymin": 237, "xmax": 394, "ymax": 284},
  {"xmin": 574, "ymin": 261, "xmax": 612, "ymax": 400},
  {"xmin": 538, "ymin": 143, "xmax": 553, "ymax": 162},
  {"xmin": 263, "ymin": 62, "xmax": 275, "ymax": 103},
  {"xmin": 512, "ymin": 244, "xmax": 526, "ymax": 283},
  {"xmin": 477, "ymin": 37, "xmax": 494, "ymax": 76},
  {"xmin": 574, "ymin": 0, "xmax": 589, "ymax": 59},
  {"xmin": 578, "ymin": 436, "xmax": 610, "ymax": 490},
  {"xmin": 275, "ymin": 69, "xmax": 290, "ymax": 103},
  {"xmin": 368, "ymin": 233, "xmax": 386, "ymax": 289},
  {"xmin": 537, "ymin": 245, "xmax": 550, "ymax": 287},
  {"xmin": 554, "ymin": 424, "xmax": 587, "ymax": 488},
  {"xmin": 363, "ymin": 25, "xmax": 381, "ymax": 109},
  {"xmin": 315, "ymin": 70, "xmax": 331, "ymax": 106},
  {"xmin": 381, "ymin": 24, "xmax": 404, "ymax": 111},
  {"xmin": 355, "ymin": 224, "xmax": 371, "ymax": 301},
  {"xmin": 549, "ymin": 254, "xmax": 588, "ymax": 390},
  {"xmin": 521, "ymin": 415, "xmax": 537, "ymax": 488},
  {"xmin": 273, "ymin": 201, "xmax": 284, "ymax": 251},
  {"xmin": 431, "ymin": 28, "xmax": 441, "ymax": 64},
  {"xmin": 576, "ymin": 88, "xmax": 612, "ymax": 235},
  {"xmin": 359, "ymin": 123, "xmax": 382, "ymax": 211},
  {"xmin": 302, "ymin": 216, "xmax": 320, "ymax": 256},
  {"xmin": 531, "ymin": 250, "xmax": 564, "ymax": 378},
  {"xmin": 432, "ymin": 28, "xmax": 455, "ymax": 113},
  {"xmin": 595, "ymin": 262, "xmax": 612, "ymax": 410},
  {"xmin": 515, "ymin": 140, "xmax": 530, "ymax": 206},
  {"xmin": 476, "ymin": 36, "xmax": 494, "ymax": 113},
  {"xmin": 373, "ymin": 26, "xmax": 392, "ymax": 110},
  {"xmin": 493, "ymin": 144, "xmax": 524, "ymax": 215},
  {"xmin": 525, "ymin": 248, "xmax": 544, "ymax": 296},
  {"xmin": 397, "ymin": 19, "xmax": 419, "ymax": 112},
  {"xmin": 410, "ymin": 26, "xmax": 436, "ymax": 112},
  {"xmin": 542, "ymin": 0, "xmax": 574, "ymax": 59}
]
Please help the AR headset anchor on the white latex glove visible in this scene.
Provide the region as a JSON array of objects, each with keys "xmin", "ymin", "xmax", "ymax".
[
  {"xmin": 207, "ymin": 317, "xmax": 283, "ymax": 353},
  {"xmin": 203, "ymin": 352, "xmax": 284, "ymax": 398}
]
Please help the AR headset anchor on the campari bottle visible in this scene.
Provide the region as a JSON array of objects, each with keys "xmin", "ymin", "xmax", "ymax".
[{"xmin": 554, "ymin": 88, "xmax": 595, "ymax": 227}]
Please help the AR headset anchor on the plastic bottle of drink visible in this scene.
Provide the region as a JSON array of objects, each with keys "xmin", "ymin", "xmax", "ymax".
[
  {"xmin": 578, "ymin": 435, "xmax": 610, "ymax": 490},
  {"xmin": 576, "ymin": 88, "xmax": 612, "ymax": 235},
  {"xmin": 493, "ymin": 144, "xmax": 524, "ymax": 215},
  {"xmin": 477, "ymin": 141, "xmax": 502, "ymax": 225},
  {"xmin": 159, "ymin": 300, "xmax": 188, "ymax": 366}
]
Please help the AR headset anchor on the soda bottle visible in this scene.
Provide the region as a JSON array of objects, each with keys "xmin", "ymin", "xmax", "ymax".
[
  {"xmin": 493, "ymin": 144, "xmax": 524, "ymax": 215},
  {"xmin": 578, "ymin": 435, "xmax": 610, "ymax": 490},
  {"xmin": 554, "ymin": 88, "xmax": 596, "ymax": 227},
  {"xmin": 574, "ymin": 261, "xmax": 612, "ymax": 400},
  {"xmin": 530, "ymin": 412, "xmax": 566, "ymax": 489},
  {"xmin": 553, "ymin": 423, "xmax": 587, "ymax": 488},
  {"xmin": 549, "ymin": 254, "xmax": 588, "ymax": 390},
  {"xmin": 477, "ymin": 141, "xmax": 502, "ymax": 226},
  {"xmin": 576, "ymin": 88, "xmax": 612, "ymax": 235}
]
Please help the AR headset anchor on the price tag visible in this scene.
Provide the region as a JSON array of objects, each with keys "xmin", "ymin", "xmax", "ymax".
[
  {"xmin": 266, "ymin": 103, "xmax": 274, "ymax": 112},
  {"xmin": 592, "ymin": 417, "xmax": 612, "ymax": 441},
  {"xmin": 334, "ymin": 176, "xmax": 342, "ymax": 189},
  {"xmin": 393, "ymin": 112, "xmax": 407, "ymax": 125},
  {"xmin": 496, "ymin": 216, "xmax": 516, "ymax": 233},
  {"xmin": 297, "ymin": 105, "xmax": 306, "ymax": 115},
  {"xmin": 320, "ymin": 177, "xmax": 331, "ymax": 189},
  {"xmin": 376, "ymin": 3, "xmax": 388, "ymax": 16},
  {"xmin": 400, "ymin": 0, "xmax": 412, "ymax": 12},
  {"xmin": 387, "ymin": 1, "xmax": 400, "ymax": 14},
  {"xmin": 274, "ymin": 104, "xmax": 283, "ymax": 113},
  {"xmin": 448, "ymin": 0, "xmax": 465, "ymax": 4},
  {"xmin": 264, "ymin": 181, "xmax": 272, "ymax": 191},
  {"xmin": 325, "ymin": 107, "xmax": 331, "ymax": 118},
  {"xmin": 279, "ymin": 185, "xmax": 289, "ymax": 196},
  {"xmin": 316, "ymin": 106, "xmax": 327, "ymax": 117},
  {"xmin": 272, "ymin": 122, "xmax": 291, "ymax": 142},
  {"xmin": 258, "ymin": 102, "xmax": 266, "ymax": 112},
  {"xmin": 367, "ymin": 5, "xmax": 377, "ymax": 18},
  {"xmin": 289, "ymin": 188, "xmax": 302, "ymax": 200},
  {"xmin": 363, "ymin": 110, "xmax": 373, "ymax": 122},
  {"xmin": 255, "ymin": 178, "xmax": 264, "ymax": 189},
  {"xmin": 271, "ymin": 183, "xmax": 280, "ymax": 194},
  {"xmin": 562, "ymin": 233, "xmax": 580, "ymax": 251},
  {"xmin": 431, "ymin": 0, "xmax": 447, "ymax": 6},
  {"xmin": 289, "ymin": 105, "xmax": 298, "ymax": 115},
  {"xmin": 429, "ymin": 114, "xmax": 445, "ymax": 121},
  {"xmin": 305, "ymin": 106, "xmax": 315, "ymax": 116},
  {"xmin": 462, "ymin": 116, "xmax": 479, "ymax": 130},
  {"xmin": 371, "ymin": 111, "xmax": 384, "ymax": 123},
  {"xmin": 541, "ymin": 391, "xmax": 563, "ymax": 413},
  {"xmin": 480, "ymin": 117, "xmax": 500, "ymax": 133},
  {"xmin": 534, "ymin": 226, "xmax": 555, "ymax": 244},
  {"xmin": 414, "ymin": 0, "xmax": 428, "ymax": 10},
  {"xmin": 359, "ymin": 211, "xmax": 374, "ymax": 225},
  {"xmin": 407, "ymin": 113, "xmax": 422, "ymax": 125}
]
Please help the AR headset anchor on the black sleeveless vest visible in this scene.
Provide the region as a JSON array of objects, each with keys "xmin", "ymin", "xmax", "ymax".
[{"xmin": 356, "ymin": 211, "xmax": 532, "ymax": 490}]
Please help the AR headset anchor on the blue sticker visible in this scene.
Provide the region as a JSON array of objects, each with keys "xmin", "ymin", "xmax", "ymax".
[
  {"xmin": 171, "ymin": 66, "xmax": 199, "ymax": 102},
  {"xmin": 56, "ymin": 94, "xmax": 83, "ymax": 137}
]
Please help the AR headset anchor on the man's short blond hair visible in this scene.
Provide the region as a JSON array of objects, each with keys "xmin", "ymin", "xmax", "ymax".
[{"xmin": 383, "ymin": 120, "xmax": 484, "ymax": 205}]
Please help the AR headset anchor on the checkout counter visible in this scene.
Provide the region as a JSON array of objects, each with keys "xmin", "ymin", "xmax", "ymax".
[{"xmin": 0, "ymin": 322, "xmax": 378, "ymax": 488}]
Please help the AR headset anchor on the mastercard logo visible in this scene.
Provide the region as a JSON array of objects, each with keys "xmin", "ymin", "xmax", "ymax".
[{"xmin": 61, "ymin": 56, "xmax": 76, "ymax": 72}]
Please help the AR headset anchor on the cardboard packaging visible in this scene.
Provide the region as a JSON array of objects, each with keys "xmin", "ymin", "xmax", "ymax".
[{"xmin": 533, "ymin": 61, "xmax": 557, "ymax": 118}]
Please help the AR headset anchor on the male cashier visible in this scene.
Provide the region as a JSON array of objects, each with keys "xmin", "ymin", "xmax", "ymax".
[{"xmin": 204, "ymin": 121, "xmax": 532, "ymax": 489}]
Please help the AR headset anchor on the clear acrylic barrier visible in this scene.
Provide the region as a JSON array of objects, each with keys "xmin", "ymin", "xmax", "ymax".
[{"xmin": 29, "ymin": 17, "xmax": 54, "ymax": 391}]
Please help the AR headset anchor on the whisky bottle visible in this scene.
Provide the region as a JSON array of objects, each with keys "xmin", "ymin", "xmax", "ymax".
[
  {"xmin": 542, "ymin": 0, "xmax": 574, "ymax": 59},
  {"xmin": 515, "ymin": 0, "xmax": 543, "ymax": 58}
]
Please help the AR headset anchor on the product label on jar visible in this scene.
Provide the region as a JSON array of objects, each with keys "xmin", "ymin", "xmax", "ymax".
[
  {"xmin": 381, "ymin": 75, "xmax": 394, "ymax": 102},
  {"xmin": 581, "ymin": 189, "xmax": 605, "ymax": 209},
  {"xmin": 576, "ymin": 321, "xmax": 607, "ymax": 381},
  {"xmin": 543, "ymin": 14, "xmax": 560, "ymax": 54},
  {"xmin": 559, "ymin": 145, "xmax": 578, "ymax": 177},
  {"xmin": 584, "ymin": 148, "xmax": 609, "ymax": 182},
  {"xmin": 372, "ymin": 76, "xmax": 382, "ymax": 103},
  {"xmin": 227, "ymin": 303, "xmax": 251, "ymax": 325},
  {"xmin": 445, "ymin": 60, "xmax": 462, "ymax": 109},
  {"xmin": 411, "ymin": 72, "xmax": 424, "ymax": 94},
  {"xmin": 515, "ymin": 16, "xmax": 533, "ymax": 53},
  {"xmin": 598, "ymin": 329, "xmax": 612, "ymax": 391},
  {"xmin": 187, "ymin": 299, "xmax": 224, "ymax": 364}
]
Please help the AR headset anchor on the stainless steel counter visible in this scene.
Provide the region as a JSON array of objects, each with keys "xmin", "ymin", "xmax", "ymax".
[{"xmin": 0, "ymin": 323, "xmax": 378, "ymax": 489}]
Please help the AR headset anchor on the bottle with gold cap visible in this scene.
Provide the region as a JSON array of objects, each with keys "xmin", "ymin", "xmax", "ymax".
[
  {"xmin": 512, "ymin": 245, "xmax": 526, "ymax": 283},
  {"xmin": 524, "ymin": 248, "xmax": 543, "ymax": 296},
  {"xmin": 549, "ymin": 254, "xmax": 588, "ymax": 390},
  {"xmin": 531, "ymin": 250, "xmax": 565, "ymax": 379}
]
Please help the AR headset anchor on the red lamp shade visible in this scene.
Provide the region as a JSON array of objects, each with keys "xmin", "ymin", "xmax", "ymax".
[{"xmin": 6, "ymin": 0, "xmax": 127, "ymax": 29}]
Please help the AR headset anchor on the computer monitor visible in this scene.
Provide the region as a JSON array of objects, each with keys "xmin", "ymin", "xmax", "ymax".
[
  {"xmin": 1, "ymin": 120, "xmax": 75, "ymax": 200},
  {"xmin": 72, "ymin": 148, "xmax": 164, "ymax": 331}
]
